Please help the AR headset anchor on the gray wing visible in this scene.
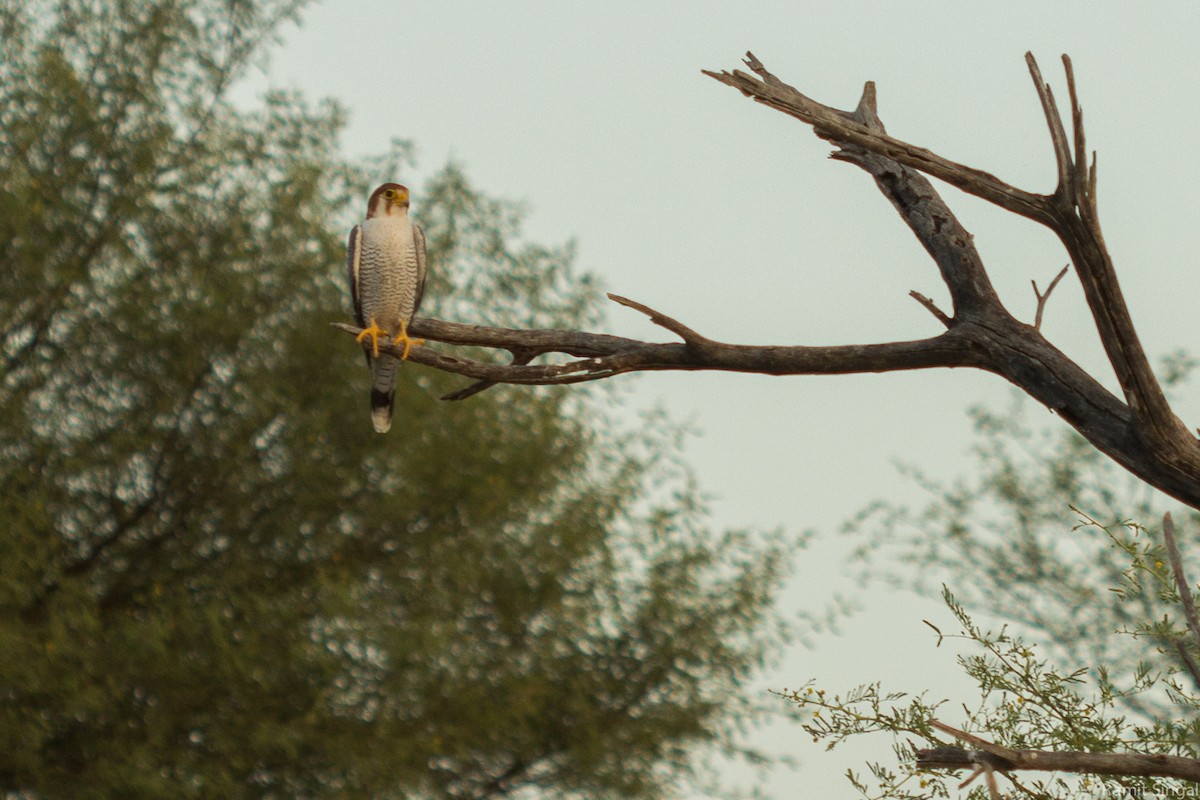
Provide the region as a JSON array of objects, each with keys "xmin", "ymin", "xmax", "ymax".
[
  {"xmin": 412, "ymin": 223, "xmax": 428, "ymax": 315},
  {"xmin": 346, "ymin": 224, "xmax": 365, "ymax": 328}
]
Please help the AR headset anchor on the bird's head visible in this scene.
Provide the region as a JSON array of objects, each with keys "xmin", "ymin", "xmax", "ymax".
[{"xmin": 366, "ymin": 183, "xmax": 411, "ymax": 218}]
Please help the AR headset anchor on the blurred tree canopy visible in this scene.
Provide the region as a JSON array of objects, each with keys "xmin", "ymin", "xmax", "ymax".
[{"xmin": 0, "ymin": 1, "xmax": 789, "ymax": 797}]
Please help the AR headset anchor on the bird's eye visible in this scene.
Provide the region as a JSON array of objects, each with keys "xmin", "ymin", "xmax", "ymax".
[{"xmin": 383, "ymin": 189, "xmax": 395, "ymax": 198}]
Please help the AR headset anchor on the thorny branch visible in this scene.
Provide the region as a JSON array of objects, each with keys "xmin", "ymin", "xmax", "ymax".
[{"xmin": 335, "ymin": 51, "xmax": 1200, "ymax": 511}]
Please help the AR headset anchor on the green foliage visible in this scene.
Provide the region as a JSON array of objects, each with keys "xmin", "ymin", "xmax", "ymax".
[
  {"xmin": 785, "ymin": 588, "xmax": 1200, "ymax": 799},
  {"xmin": 0, "ymin": 2, "xmax": 788, "ymax": 798},
  {"xmin": 796, "ymin": 371, "xmax": 1200, "ymax": 799},
  {"xmin": 848, "ymin": 380, "xmax": 1200, "ymax": 722}
]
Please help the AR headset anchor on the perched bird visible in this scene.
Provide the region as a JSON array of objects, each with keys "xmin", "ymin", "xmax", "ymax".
[{"xmin": 346, "ymin": 182, "xmax": 428, "ymax": 433}]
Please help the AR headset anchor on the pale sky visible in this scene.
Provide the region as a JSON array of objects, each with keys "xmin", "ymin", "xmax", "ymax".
[{"xmin": 238, "ymin": 3, "xmax": 1200, "ymax": 796}]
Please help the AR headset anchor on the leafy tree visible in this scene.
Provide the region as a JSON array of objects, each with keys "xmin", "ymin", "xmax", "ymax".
[
  {"xmin": 0, "ymin": 2, "xmax": 788, "ymax": 798},
  {"xmin": 781, "ymin": 385, "xmax": 1200, "ymax": 800},
  {"xmin": 852, "ymin": 363, "xmax": 1200, "ymax": 715}
]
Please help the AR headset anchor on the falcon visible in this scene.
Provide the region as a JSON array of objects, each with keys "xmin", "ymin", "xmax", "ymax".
[{"xmin": 347, "ymin": 182, "xmax": 428, "ymax": 433}]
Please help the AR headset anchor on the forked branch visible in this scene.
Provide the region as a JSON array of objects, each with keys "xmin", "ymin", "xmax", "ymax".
[
  {"xmin": 1032, "ymin": 265, "xmax": 1070, "ymax": 331},
  {"xmin": 335, "ymin": 51, "xmax": 1200, "ymax": 511},
  {"xmin": 917, "ymin": 720, "xmax": 1200, "ymax": 792},
  {"xmin": 332, "ymin": 294, "xmax": 979, "ymax": 389}
]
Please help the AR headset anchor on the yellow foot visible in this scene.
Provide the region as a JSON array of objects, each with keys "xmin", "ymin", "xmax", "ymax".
[
  {"xmin": 355, "ymin": 319, "xmax": 388, "ymax": 357},
  {"xmin": 392, "ymin": 319, "xmax": 425, "ymax": 360}
]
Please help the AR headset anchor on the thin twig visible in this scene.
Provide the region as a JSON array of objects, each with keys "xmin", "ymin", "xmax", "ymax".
[
  {"xmin": 958, "ymin": 765, "xmax": 984, "ymax": 789},
  {"xmin": 1032, "ymin": 265, "xmax": 1070, "ymax": 331},
  {"xmin": 983, "ymin": 765, "xmax": 1001, "ymax": 800},
  {"xmin": 607, "ymin": 293, "xmax": 712, "ymax": 345},
  {"xmin": 1175, "ymin": 640, "xmax": 1200, "ymax": 691},
  {"xmin": 440, "ymin": 348, "xmax": 540, "ymax": 401},
  {"xmin": 930, "ymin": 721, "xmax": 1015, "ymax": 759},
  {"xmin": 1089, "ymin": 151, "xmax": 1099, "ymax": 211},
  {"xmin": 910, "ymin": 291, "xmax": 953, "ymax": 328},
  {"xmin": 1163, "ymin": 513, "xmax": 1200, "ymax": 656},
  {"xmin": 1063, "ymin": 55, "xmax": 1088, "ymax": 199},
  {"xmin": 1024, "ymin": 52, "xmax": 1072, "ymax": 195}
]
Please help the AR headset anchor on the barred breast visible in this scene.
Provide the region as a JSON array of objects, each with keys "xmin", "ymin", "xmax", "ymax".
[{"xmin": 357, "ymin": 215, "xmax": 421, "ymax": 335}]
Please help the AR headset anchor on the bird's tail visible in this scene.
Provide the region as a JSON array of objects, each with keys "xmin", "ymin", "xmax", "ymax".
[{"xmin": 370, "ymin": 354, "xmax": 400, "ymax": 433}]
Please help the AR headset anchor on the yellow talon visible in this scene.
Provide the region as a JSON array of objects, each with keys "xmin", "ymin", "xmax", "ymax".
[
  {"xmin": 355, "ymin": 319, "xmax": 387, "ymax": 357},
  {"xmin": 392, "ymin": 319, "xmax": 425, "ymax": 360}
]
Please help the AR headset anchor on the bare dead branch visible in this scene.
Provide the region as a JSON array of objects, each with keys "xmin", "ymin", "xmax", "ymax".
[
  {"xmin": 329, "ymin": 52, "xmax": 1200, "ymax": 511},
  {"xmin": 703, "ymin": 53, "xmax": 1051, "ymax": 224},
  {"xmin": 333, "ymin": 312, "xmax": 981, "ymax": 387},
  {"xmin": 1032, "ymin": 265, "xmax": 1071, "ymax": 331},
  {"xmin": 919, "ymin": 720, "xmax": 1200, "ymax": 782},
  {"xmin": 828, "ymin": 79, "xmax": 1002, "ymax": 318},
  {"xmin": 701, "ymin": 51, "xmax": 1200, "ymax": 507},
  {"xmin": 1029, "ymin": 56, "xmax": 1194, "ymax": 456},
  {"xmin": 706, "ymin": 52, "xmax": 1197, "ymax": 456}
]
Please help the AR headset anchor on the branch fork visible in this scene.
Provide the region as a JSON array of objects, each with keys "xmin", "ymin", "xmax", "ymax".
[
  {"xmin": 334, "ymin": 51, "xmax": 1200, "ymax": 510},
  {"xmin": 918, "ymin": 719, "xmax": 1200, "ymax": 791}
]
